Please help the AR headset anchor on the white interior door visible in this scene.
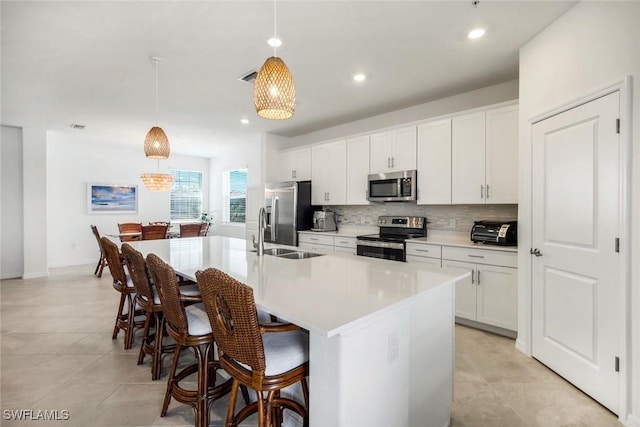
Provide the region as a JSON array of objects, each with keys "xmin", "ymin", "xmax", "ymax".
[{"xmin": 531, "ymin": 91, "xmax": 620, "ymax": 413}]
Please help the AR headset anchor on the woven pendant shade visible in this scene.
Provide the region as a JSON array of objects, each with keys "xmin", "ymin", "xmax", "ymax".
[
  {"xmin": 141, "ymin": 173, "xmax": 174, "ymax": 191},
  {"xmin": 144, "ymin": 126, "xmax": 170, "ymax": 159},
  {"xmin": 253, "ymin": 56, "xmax": 295, "ymax": 120}
]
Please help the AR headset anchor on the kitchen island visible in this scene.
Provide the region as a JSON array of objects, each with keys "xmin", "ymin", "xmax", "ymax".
[{"xmin": 127, "ymin": 236, "xmax": 468, "ymax": 427}]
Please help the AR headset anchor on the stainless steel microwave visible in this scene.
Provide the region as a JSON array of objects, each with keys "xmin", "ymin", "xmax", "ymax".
[{"xmin": 367, "ymin": 170, "xmax": 417, "ymax": 202}]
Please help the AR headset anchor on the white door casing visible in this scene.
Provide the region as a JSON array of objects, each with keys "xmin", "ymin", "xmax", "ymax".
[{"xmin": 531, "ymin": 91, "xmax": 620, "ymax": 413}]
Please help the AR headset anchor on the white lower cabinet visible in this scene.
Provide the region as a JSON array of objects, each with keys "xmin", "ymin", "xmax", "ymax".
[
  {"xmin": 298, "ymin": 233, "xmax": 356, "ymax": 255},
  {"xmin": 442, "ymin": 246, "xmax": 517, "ymax": 331},
  {"xmin": 334, "ymin": 236, "xmax": 357, "ymax": 255},
  {"xmin": 407, "ymin": 242, "xmax": 517, "ymax": 332}
]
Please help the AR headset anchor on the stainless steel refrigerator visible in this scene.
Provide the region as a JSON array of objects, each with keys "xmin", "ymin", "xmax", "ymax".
[{"xmin": 264, "ymin": 181, "xmax": 316, "ymax": 246}]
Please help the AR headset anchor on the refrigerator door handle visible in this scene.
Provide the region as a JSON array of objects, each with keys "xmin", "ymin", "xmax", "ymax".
[{"xmin": 272, "ymin": 197, "xmax": 278, "ymax": 240}]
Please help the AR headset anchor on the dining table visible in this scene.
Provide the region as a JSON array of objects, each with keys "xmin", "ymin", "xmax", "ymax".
[{"xmin": 124, "ymin": 235, "xmax": 467, "ymax": 427}]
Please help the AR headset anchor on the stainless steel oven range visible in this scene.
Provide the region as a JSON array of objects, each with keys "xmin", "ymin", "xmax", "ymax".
[{"xmin": 356, "ymin": 216, "xmax": 427, "ymax": 262}]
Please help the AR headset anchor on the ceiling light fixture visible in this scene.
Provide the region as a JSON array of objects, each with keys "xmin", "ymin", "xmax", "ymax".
[
  {"xmin": 141, "ymin": 56, "xmax": 174, "ymax": 192},
  {"xmin": 267, "ymin": 37, "xmax": 282, "ymax": 48},
  {"xmin": 240, "ymin": 118, "xmax": 250, "ymax": 124},
  {"xmin": 468, "ymin": 28, "xmax": 486, "ymax": 39},
  {"xmin": 353, "ymin": 73, "xmax": 366, "ymax": 82},
  {"xmin": 253, "ymin": 0, "xmax": 295, "ymax": 120}
]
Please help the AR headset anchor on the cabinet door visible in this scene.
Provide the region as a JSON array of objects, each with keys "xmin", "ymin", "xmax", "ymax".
[
  {"xmin": 326, "ymin": 141, "xmax": 347, "ymax": 205},
  {"xmin": 346, "ymin": 135, "xmax": 370, "ymax": 204},
  {"xmin": 476, "ymin": 264, "xmax": 517, "ymax": 331},
  {"xmin": 442, "ymin": 260, "xmax": 476, "ymax": 320},
  {"xmin": 486, "ymin": 104, "xmax": 518, "ymax": 204},
  {"xmin": 311, "ymin": 144, "xmax": 330, "ymax": 205},
  {"xmin": 390, "ymin": 126, "xmax": 417, "ymax": 171},
  {"xmin": 279, "ymin": 150, "xmax": 296, "ymax": 181},
  {"xmin": 452, "ymin": 111, "xmax": 486, "ymax": 204},
  {"xmin": 369, "ymin": 131, "xmax": 393, "ymax": 174},
  {"xmin": 417, "ymin": 119, "xmax": 452, "ymax": 204},
  {"xmin": 294, "ymin": 147, "xmax": 312, "ymax": 181}
]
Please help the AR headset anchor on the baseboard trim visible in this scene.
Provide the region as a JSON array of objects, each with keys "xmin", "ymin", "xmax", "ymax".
[
  {"xmin": 626, "ymin": 414, "xmax": 640, "ymax": 427},
  {"xmin": 515, "ymin": 338, "xmax": 529, "ymax": 355},
  {"xmin": 454, "ymin": 317, "xmax": 517, "ymax": 339},
  {"xmin": 21, "ymin": 270, "xmax": 50, "ymax": 279}
]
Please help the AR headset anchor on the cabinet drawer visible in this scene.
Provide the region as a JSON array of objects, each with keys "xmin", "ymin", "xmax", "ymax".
[
  {"xmin": 299, "ymin": 242, "xmax": 334, "ymax": 254},
  {"xmin": 442, "ymin": 246, "xmax": 516, "ymax": 268},
  {"xmin": 406, "ymin": 255, "xmax": 441, "ymax": 267},
  {"xmin": 299, "ymin": 233, "xmax": 334, "ymax": 246},
  {"xmin": 406, "ymin": 243, "xmax": 442, "ymax": 259},
  {"xmin": 334, "ymin": 236, "xmax": 357, "ymax": 249}
]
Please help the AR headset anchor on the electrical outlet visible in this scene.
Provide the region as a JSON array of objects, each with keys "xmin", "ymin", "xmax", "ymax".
[
  {"xmin": 387, "ymin": 331, "xmax": 399, "ymax": 362},
  {"xmin": 449, "ymin": 219, "xmax": 457, "ymax": 229}
]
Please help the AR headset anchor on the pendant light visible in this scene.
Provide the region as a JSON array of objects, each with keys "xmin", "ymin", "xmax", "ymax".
[
  {"xmin": 144, "ymin": 57, "xmax": 170, "ymax": 159},
  {"xmin": 253, "ymin": 0, "xmax": 295, "ymax": 120},
  {"xmin": 141, "ymin": 56, "xmax": 174, "ymax": 192}
]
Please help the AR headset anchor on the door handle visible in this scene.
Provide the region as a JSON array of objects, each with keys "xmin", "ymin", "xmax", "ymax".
[
  {"xmin": 391, "ymin": 156, "xmax": 395, "ymax": 168},
  {"xmin": 477, "ymin": 270, "xmax": 481, "ymax": 285},
  {"xmin": 471, "ymin": 270, "xmax": 475, "ymax": 284},
  {"xmin": 480, "ymin": 184, "xmax": 484, "ymax": 199},
  {"xmin": 530, "ymin": 248, "xmax": 543, "ymax": 257}
]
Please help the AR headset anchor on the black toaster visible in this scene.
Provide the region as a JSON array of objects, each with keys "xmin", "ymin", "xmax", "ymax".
[{"xmin": 470, "ymin": 220, "xmax": 518, "ymax": 246}]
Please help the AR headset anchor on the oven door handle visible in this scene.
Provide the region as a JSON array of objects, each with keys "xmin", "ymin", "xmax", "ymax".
[{"xmin": 356, "ymin": 240, "xmax": 405, "ymax": 250}]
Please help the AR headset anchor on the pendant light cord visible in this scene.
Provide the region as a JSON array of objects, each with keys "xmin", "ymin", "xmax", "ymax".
[
  {"xmin": 154, "ymin": 60, "xmax": 159, "ymax": 126},
  {"xmin": 273, "ymin": 0, "xmax": 277, "ymax": 57}
]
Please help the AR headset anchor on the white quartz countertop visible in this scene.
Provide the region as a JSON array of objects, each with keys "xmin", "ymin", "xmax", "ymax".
[
  {"xmin": 127, "ymin": 236, "xmax": 467, "ymax": 337},
  {"xmin": 298, "ymin": 226, "xmax": 376, "ymax": 238},
  {"xmin": 408, "ymin": 234, "xmax": 518, "ymax": 253}
]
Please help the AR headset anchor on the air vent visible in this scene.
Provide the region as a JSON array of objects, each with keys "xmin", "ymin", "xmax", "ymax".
[
  {"xmin": 70, "ymin": 124, "xmax": 86, "ymax": 130},
  {"xmin": 239, "ymin": 70, "xmax": 258, "ymax": 83}
]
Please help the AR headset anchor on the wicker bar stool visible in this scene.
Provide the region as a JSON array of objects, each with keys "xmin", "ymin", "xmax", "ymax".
[
  {"xmin": 101, "ymin": 237, "xmax": 145, "ymax": 350},
  {"xmin": 146, "ymin": 254, "xmax": 232, "ymax": 427},
  {"xmin": 121, "ymin": 244, "xmax": 200, "ymax": 380},
  {"xmin": 90, "ymin": 225, "xmax": 108, "ymax": 277},
  {"xmin": 196, "ymin": 268, "xmax": 309, "ymax": 427}
]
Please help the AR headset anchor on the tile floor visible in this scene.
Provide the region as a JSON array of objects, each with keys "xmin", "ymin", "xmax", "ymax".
[{"xmin": 1, "ymin": 265, "xmax": 622, "ymax": 427}]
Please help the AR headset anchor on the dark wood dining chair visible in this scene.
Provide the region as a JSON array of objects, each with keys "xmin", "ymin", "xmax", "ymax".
[
  {"xmin": 196, "ymin": 268, "xmax": 309, "ymax": 427},
  {"xmin": 90, "ymin": 224, "xmax": 108, "ymax": 277},
  {"xmin": 146, "ymin": 254, "xmax": 232, "ymax": 427},
  {"xmin": 179, "ymin": 223, "xmax": 201, "ymax": 238},
  {"xmin": 101, "ymin": 237, "xmax": 145, "ymax": 350},
  {"xmin": 118, "ymin": 222, "xmax": 142, "ymax": 242},
  {"xmin": 141, "ymin": 224, "xmax": 168, "ymax": 240}
]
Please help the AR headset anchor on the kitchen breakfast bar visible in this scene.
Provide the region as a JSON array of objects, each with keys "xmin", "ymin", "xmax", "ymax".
[{"xmin": 127, "ymin": 236, "xmax": 469, "ymax": 427}]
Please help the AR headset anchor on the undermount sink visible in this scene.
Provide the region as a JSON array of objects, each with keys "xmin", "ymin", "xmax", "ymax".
[
  {"xmin": 277, "ymin": 251, "xmax": 324, "ymax": 260},
  {"xmin": 262, "ymin": 248, "xmax": 297, "ymax": 256}
]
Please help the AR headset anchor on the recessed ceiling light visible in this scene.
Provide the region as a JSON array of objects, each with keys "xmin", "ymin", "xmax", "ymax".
[
  {"xmin": 267, "ymin": 38, "xmax": 282, "ymax": 47},
  {"xmin": 240, "ymin": 118, "xmax": 250, "ymax": 125},
  {"xmin": 468, "ymin": 28, "xmax": 486, "ymax": 39},
  {"xmin": 353, "ymin": 73, "xmax": 366, "ymax": 82}
]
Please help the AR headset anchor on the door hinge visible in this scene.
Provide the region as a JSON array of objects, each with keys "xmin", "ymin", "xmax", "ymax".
[
  {"xmin": 616, "ymin": 119, "xmax": 620, "ymax": 134},
  {"xmin": 615, "ymin": 237, "xmax": 620, "ymax": 253},
  {"xmin": 615, "ymin": 356, "xmax": 620, "ymax": 372}
]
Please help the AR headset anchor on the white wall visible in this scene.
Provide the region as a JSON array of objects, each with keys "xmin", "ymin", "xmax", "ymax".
[
  {"xmin": 291, "ymin": 79, "xmax": 519, "ymax": 146},
  {"xmin": 209, "ymin": 136, "xmax": 263, "ymax": 239},
  {"xmin": 1, "ymin": 126, "xmax": 24, "ymax": 279},
  {"xmin": 46, "ymin": 131, "xmax": 210, "ymax": 268},
  {"xmin": 518, "ymin": 1, "xmax": 640, "ymax": 424}
]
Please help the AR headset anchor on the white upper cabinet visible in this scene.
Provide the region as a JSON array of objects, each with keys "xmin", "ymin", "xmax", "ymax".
[
  {"xmin": 451, "ymin": 104, "xmax": 518, "ymax": 204},
  {"xmin": 452, "ymin": 111, "xmax": 486, "ymax": 204},
  {"xmin": 369, "ymin": 125, "xmax": 417, "ymax": 174},
  {"xmin": 278, "ymin": 147, "xmax": 311, "ymax": 182},
  {"xmin": 485, "ymin": 104, "xmax": 518, "ymax": 204},
  {"xmin": 346, "ymin": 135, "xmax": 370, "ymax": 205},
  {"xmin": 311, "ymin": 140, "xmax": 347, "ymax": 205},
  {"xmin": 417, "ymin": 119, "xmax": 452, "ymax": 204}
]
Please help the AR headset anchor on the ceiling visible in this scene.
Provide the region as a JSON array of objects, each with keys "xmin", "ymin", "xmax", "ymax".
[{"xmin": 1, "ymin": 1, "xmax": 576, "ymax": 158}]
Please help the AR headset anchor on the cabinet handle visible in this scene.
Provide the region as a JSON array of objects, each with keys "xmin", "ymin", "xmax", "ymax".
[
  {"xmin": 477, "ymin": 270, "xmax": 481, "ymax": 285},
  {"xmin": 467, "ymin": 254, "xmax": 485, "ymax": 259},
  {"xmin": 415, "ymin": 249, "xmax": 430, "ymax": 253},
  {"xmin": 480, "ymin": 185, "xmax": 484, "ymax": 199},
  {"xmin": 387, "ymin": 157, "xmax": 391, "ymax": 168},
  {"xmin": 471, "ymin": 270, "xmax": 475, "ymax": 284},
  {"xmin": 292, "ymin": 170, "xmax": 296, "ymax": 179},
  {"xmin": 391, "ymin": 156, "xmax": 395, "ymax": 168},
  {"xmin": 486, "ymin": 184, "xmax": 490, "ymax": 199},
  {"xmin": 310, "ymin": 238, "xmax": 318, "ymax": 241}
]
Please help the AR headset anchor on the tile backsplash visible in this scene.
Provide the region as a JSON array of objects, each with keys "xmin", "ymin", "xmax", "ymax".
[{"xmin": 328, "ymin": 204, "xmax": 518, "ymax": 232}]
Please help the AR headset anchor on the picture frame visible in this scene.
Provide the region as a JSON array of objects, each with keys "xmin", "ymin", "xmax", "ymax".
[{"xmin": 88, "ymin": 183, "xmax": 138, "ymax": 214}]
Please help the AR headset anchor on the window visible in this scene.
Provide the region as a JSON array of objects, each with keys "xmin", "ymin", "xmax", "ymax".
[
  {"xmin": 170, "ymin": 170, "xmax": 203, "ymax": 220},
  {"xmin": 224, "ymin": 169, "xmax": 247, "ymax": 224}
]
